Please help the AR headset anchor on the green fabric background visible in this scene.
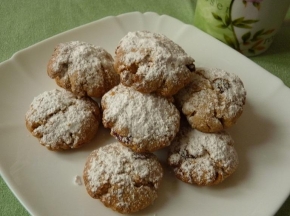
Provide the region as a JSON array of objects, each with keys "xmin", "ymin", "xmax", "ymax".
[{"xmin": 0, "ymin": 0, "xmax": 289, "ymax": 215}]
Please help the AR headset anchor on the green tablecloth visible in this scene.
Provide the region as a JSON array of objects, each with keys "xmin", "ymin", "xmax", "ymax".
[{"xmin": 0, "ymin": 1, "xmax": 289, "ymax": 215}]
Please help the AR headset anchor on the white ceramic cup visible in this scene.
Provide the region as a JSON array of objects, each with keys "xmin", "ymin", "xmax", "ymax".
[{"xmin": 194, "ymin": 0, "xmax": 290, "ymax": 56}]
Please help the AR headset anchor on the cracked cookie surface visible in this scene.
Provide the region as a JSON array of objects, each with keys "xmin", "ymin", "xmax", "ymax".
[
  {"xmin": 83, "ymin": 142, "xmax": 163, "ymax": 214},
  {"xmin": 168, "ymin": 122, "xmax": 239, "ymax": 186},
  {"xmin": 101, "ymin": 84, "xmax": 180, "ymax": 153},
  {"xmin": 25, "ymin": 89, "xmax": 101, "ymax": 150},
  {"xmin": 114, "ymin": 31, "xmax": 195, "ymax": 96},
  {"xmin": 47, "ymin": 41, "xmax": 119, "ymax": 98},
  {"xmin": 175, "ymin": 67, "xmax": 246, "ymax": 133}
]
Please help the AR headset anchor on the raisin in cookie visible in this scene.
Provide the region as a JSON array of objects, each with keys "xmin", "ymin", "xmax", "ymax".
[
  {"xmin": 83, "ymin": 142, "xmax": 163, "ymax": 214},
  {"xmin": 25, "ymin": 89, "xmax": 101, "ymax": 150},
  {"xmin": 175, "ymin": 67, "xmax": 246, "ymax": 133},
  {"xmin": 168, "ymin": 122, "xmax": 239, "ymax": 186},
  {"xmin": 47, "ymin": 41, "xmax": 119, "ymax": 98},
  {"xmin": 114, "ymin": 31, "xmax": 195, "ymax": 96},
  {"xmin": 101, "ymin": 84, "xmax": 180, "ymax": 153}
]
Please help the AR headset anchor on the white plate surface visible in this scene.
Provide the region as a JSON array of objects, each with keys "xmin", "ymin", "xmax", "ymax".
[{"xmin": 1, "ymin": 12, "xmax": 290, "ymax": 216}]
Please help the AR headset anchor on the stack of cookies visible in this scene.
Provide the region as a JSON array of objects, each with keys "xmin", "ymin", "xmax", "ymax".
[
  {"xmin": 25, "ymin": 41, "xmax": 119, "ymax": 150},
  {"xmin": 85, "ymin": 31, "xmax": 196, "ymax": 213},
  {"xmin": 25, "ymin": 30, "xmax": 246, "ymax": 214},
  {"xmin": 168, "ymin": 67, "xmax": 246, "ymax": 186}
]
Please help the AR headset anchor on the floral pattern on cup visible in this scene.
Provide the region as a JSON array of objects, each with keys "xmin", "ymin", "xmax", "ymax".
[
  {"xmin": 243, "ymin": 0, "xmax": 263, "ymax": 10},
  {"xmin": 193, "ymin": 0, "xmax": 290, "ymax": 56},
  {"xmin": 212, "ymin": 0, "xmax": 275, "ymax": 55}
]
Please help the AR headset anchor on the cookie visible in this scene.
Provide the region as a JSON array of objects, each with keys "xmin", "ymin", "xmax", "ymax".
[
  {"xmin": 101, "ymin": 84, "xmax": 180, "ymax": 153},
  {"xmin": 168, "ymin": 122, "xmax": 239, "ymax": 186},
  {"xmin": 175, "ymin": 67, "xmax": 246, "ymax": 133},
  {"xmin": 25, "ymin": 89, "xmax": 101, "ymax": 150},
  {"xmin": 47, "ymin": 41, "xmax": 119, "ymax": 98},
  {"xmin": 114, "ymin": 31, "xmax": 195, "ymax": 96},
  {"xmin": 83, "ymin": 142, "xmax": 163, "ymax": 214}
]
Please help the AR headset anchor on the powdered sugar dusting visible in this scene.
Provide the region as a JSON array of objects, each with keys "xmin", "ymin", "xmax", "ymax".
[
  {"xmin": 87, "ymin": 144, "xmax": 161, "ymax": 190},
  {"xmin": 175, "ymin": 67, "xmax": 246, "ymax": 132},
  {"xmin": 169, "ymin": 127, "xmax": 239, "ymax": 185},
  {"xmin": 115, "ymin": 31, "xmax": 195, "ymax": 95},
  {"xmin": 101, "ymin": 84, "xmax": 180, "ymax": 147},
  {"xmin": 25, "ymin": 89, "xmax": 99, "ymax": 149},
  {"xmin": 48, "ymin": 41, "xmax": 118, "ymax": 97},
  {"xmin": 195, "ymin": 67, "xmax": 246, "ymax": 118},
  {"xmin": 84, "ymin": 143, "xmax": 163, "ymax": 210}
]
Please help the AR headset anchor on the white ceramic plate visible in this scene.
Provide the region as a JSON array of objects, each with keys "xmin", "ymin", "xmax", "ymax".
[{"xmin": 1, "ymin": 12, "xmax": 290, "ymax": 216}]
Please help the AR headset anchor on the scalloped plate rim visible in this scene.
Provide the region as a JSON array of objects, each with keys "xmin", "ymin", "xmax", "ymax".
[{"xmin": 0, "ymin": 11, "xmax": 290, "ymax": 216}]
